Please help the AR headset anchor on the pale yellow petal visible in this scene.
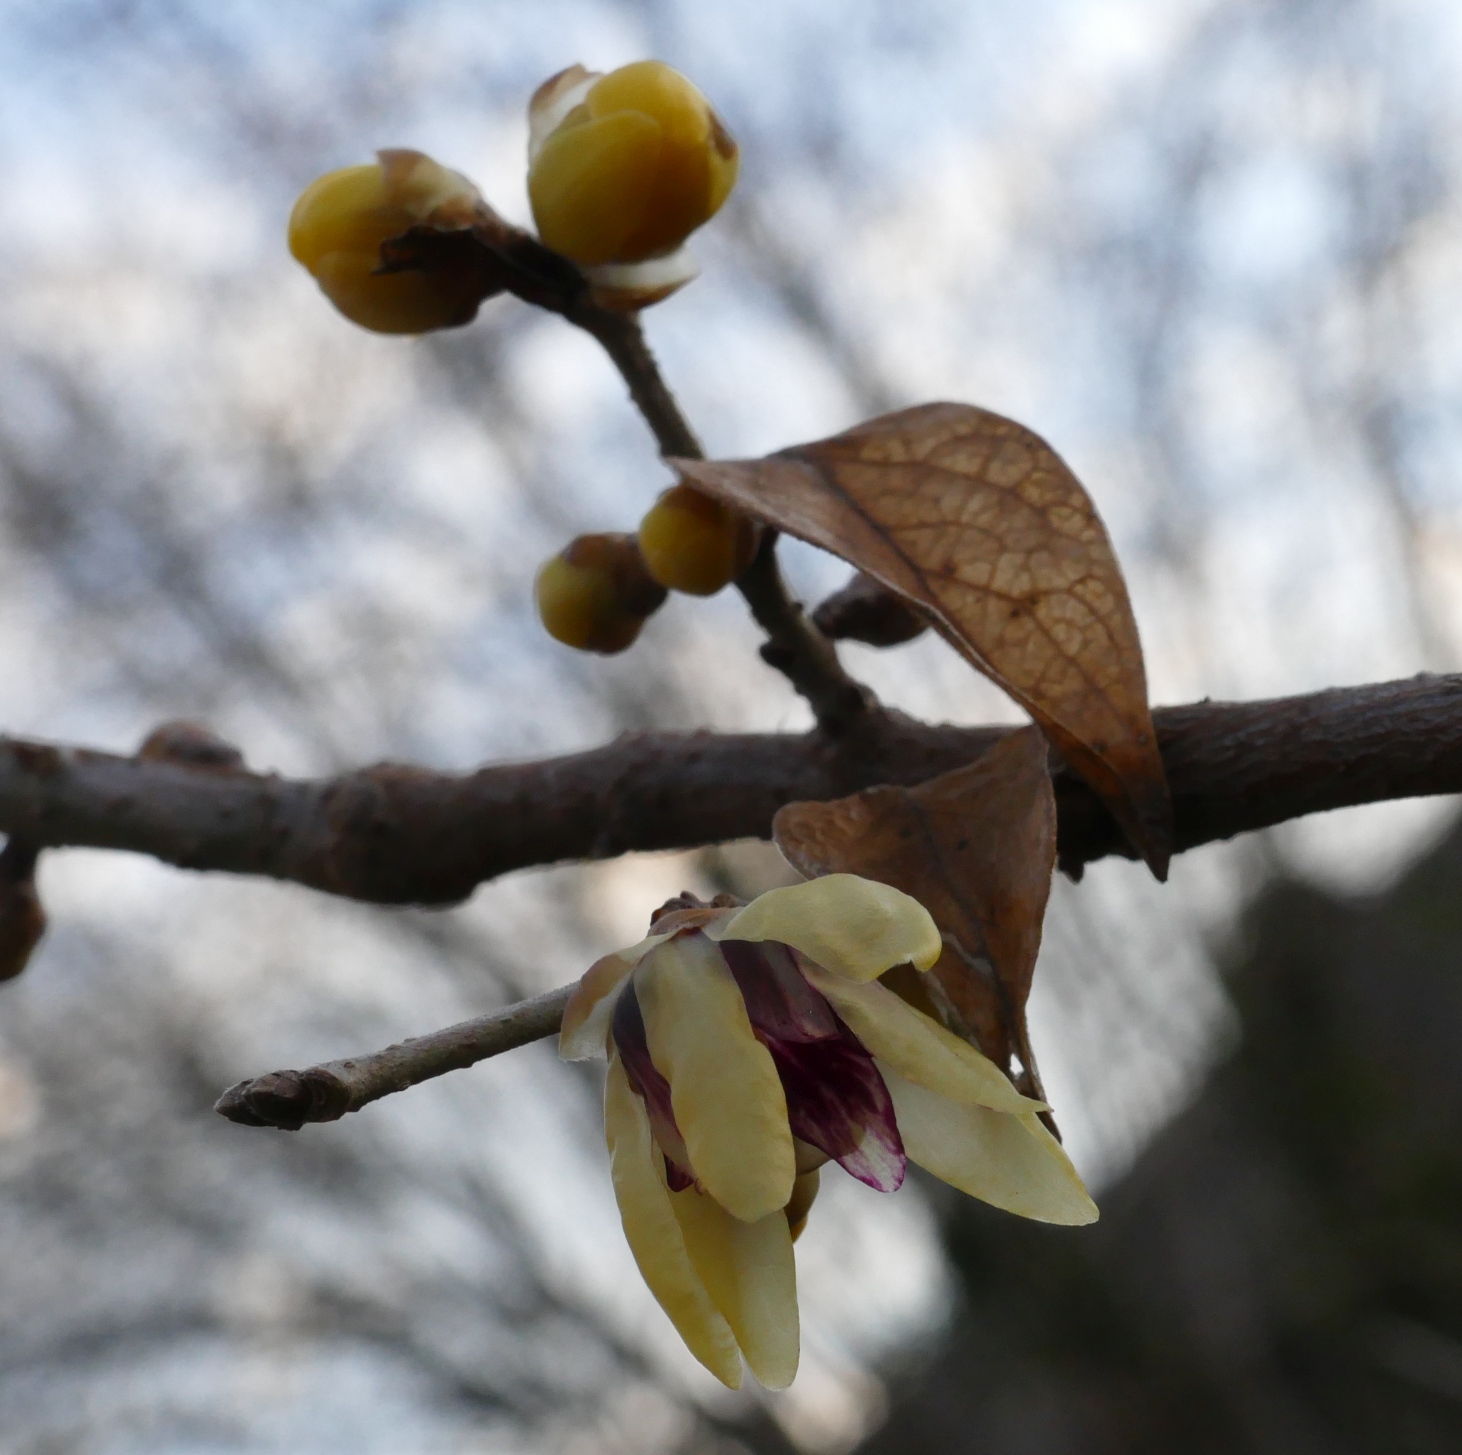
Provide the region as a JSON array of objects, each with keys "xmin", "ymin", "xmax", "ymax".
[
  {"xmin": 604, "ymin": 1055, "xmax": 743, "ymax": 1387},
  {"xmin": 558, "ymin": 931, "xmax": 671, "ymax": 1061},
  {"xmin": 800, "ymin": 963, "xmax": 1042, "ymax": 1116},
  {"xmin": 785, "ymin": 1169, "xmax": 820, "ymax": 1243},
  {"xmin": 881, "ymin": 1066, "xmax": 1097, "ymax": 1225},
  {"xmin": 636, "ymin": 935, "xmax": 795, "ymax": 1223},
  {"xmin": 671, "ymin": 1184, "xmax": 799, "ymax": 1390},
  {"xmin": 707, "ymin": 874, "xmax": 942, "ymax": 981}
]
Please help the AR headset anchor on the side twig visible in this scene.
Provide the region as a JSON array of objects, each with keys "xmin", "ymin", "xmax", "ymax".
[
  {"xmin": 454, "ymin": 210, "xmax": 873, "ymax": 733},
  {"xmin": 215, "ymin": 984, "xmax": 573, "ymax": 1130},
  {"xmin": 573, "ymin": 303, "xmax": 872, "ymax": 732}
]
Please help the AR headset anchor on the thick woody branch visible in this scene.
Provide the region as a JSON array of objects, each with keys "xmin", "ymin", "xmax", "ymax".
[
  {"xmin": 2, "ymin": 673, "xmax": 1461, "ymax": 903},
  {"xmin": 215, "ymin": 985, "xmax": 573, "ymax": 1129}
]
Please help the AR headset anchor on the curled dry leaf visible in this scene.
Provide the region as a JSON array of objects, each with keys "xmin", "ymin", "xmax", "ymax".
[
  {"xmin": 672, "ymin": 402, "xmax": 1173, "ymax": 878},
  {"xmin": 773, "ymin": 729, "xmax": 1056, "ymax": 1103},
  {"xmin": 0, "ymin": 840, "xmax": 45, "ymax": 983}
]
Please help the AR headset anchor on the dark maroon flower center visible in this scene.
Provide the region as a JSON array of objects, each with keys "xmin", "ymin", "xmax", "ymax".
[
  {"xmin": 721, "ymin": 939, "xmax": 905, "ymax": 1194},
  {"xmin": 610, "ymin": 932, "xmax": 906, "ymax": 1199},
  {"xmin": 611, "ymin": 981, "xmax": 695, "ymax": 1191}
]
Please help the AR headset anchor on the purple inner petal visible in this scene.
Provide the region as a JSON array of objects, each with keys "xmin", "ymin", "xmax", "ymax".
[
  {"xmin": 611, "ymin": 981, "xmax": 696, "ymax": 1185},
  {"xmin": 720, "ymin": 938, "xmax": 842, "ymax": 1042},
  {"xmin": 765, "ymin": 1029, "xmax": 905, "ymax": 1193},
  {"xmin": 723, "ymin": 938, "xmax": 905, "ymax": 1194}
]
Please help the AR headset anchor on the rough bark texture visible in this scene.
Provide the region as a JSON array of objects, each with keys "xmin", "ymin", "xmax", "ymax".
[{"xmin": 1, "ymin": 673, "xmax": 1460, "ymax": 905}]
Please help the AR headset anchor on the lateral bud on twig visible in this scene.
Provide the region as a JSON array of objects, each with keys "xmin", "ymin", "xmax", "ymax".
[
  {"xmin": 137, "ymin": 720, "xmax": 245, "ymax": 771},
  {"xmin": 813, "ymin": 571, "xmax": 930, "ymax": 647},
  {"xmin": 0, "ymin": 838, "xmax": 45, "ymax": 983}
]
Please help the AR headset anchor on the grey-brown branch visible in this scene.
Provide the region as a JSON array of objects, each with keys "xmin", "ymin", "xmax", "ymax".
[
  {"xmin": 215, "ymin": 985, "xmax": 573, "ymax": 1130},
  {"xmin": 2, "ymin": 673, "xmax": 1461, "ymax": 903}
]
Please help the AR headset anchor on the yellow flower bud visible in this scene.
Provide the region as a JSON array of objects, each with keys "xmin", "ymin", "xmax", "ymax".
[
  {"xmin": 535, "ymin": 533, "xmax": 669, "ymax": 654},
  {"xmin": 288, "ymin": 149, "xmax": 487, "ymax": 334},
  {"xmin": 527, "ymin": 61, "xmax": 738, "ymax": 306},
  {"xmin": 639, "ymin": 485, "xmax": 758, "ymax": 596}
]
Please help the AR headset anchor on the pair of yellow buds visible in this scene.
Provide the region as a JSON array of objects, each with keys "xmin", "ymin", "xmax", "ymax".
[
  {"xmin": 288, "ymin": 61, "xmax": 739, "ymax": 331},
  {"xmin": 537, "ymin": 487, "xmax": 758, "ymax": 654}
]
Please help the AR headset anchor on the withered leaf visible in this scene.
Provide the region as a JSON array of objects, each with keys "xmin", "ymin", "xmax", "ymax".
[
  {"xmin": 0, "ymin": 842, "xmax": 44, "ymax": 983},
  {"xmin": 673, "ymin": 402, "xmax": 1173, "ymax": 878},
  {"xmin": 773, "ymin": 728, "xmax": 1057, "ymax": 1104}
]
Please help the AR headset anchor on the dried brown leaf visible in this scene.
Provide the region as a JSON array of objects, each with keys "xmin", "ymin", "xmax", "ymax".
[
  {"xmin": 674, "ymin": 402, "xmax": 1172, "ymax": 877},
  {"xmin": 0, "ymin": 842, "xmax": 44, "ymax": 983},
  {"xmin": 773, "ymin": 729, "xmax": 1056, "ymax": 1102}
]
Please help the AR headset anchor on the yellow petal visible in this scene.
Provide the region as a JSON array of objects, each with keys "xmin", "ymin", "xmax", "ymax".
[
  {"xmin": 558, "ymin": 931, "xmax": 671, "ymax": 1061},
  {"xmin": 671, "ymin": 1184, "xmax": 799, "ymax": 1390},
  {"xmin": 785, "ymin": 1168, "xmax": 820, "ymax": 1243},
  {"xmin": 636, "ymin": 934, "xmax": 795, "ymax": 1223},
  {"xmin": 604, "ymin": 1055, "xmax": 743, "ymax": 1387},
  {"xmin": 881, "ymin": 1066, "xmax": 1097, "ymax": 1225},
  {"xmin": 529, "ymin": 109, "xmax": 664, "ymax": 265},
  {"xmin": 799, "ymin": 964, "xmax": 1041, "ymax": 1116},
  {"xmin": 707, "ymin": 874, "xmax": 942, "ymax": 981}
]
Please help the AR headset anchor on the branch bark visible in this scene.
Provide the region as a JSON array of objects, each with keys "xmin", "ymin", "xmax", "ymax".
[{"xmin": 2, "ymin": 673, "xmax": 1460, "ymax": 903}]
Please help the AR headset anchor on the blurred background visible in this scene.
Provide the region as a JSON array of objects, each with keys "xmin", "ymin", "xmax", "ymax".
[{"xmin": 1, "ymin": 0, "xmax": 1461, "ymax": 1449}]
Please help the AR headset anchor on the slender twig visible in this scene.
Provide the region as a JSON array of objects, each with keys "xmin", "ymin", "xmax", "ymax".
[
  {"xmin": 448, "ymin": 210, "xmax": 873, "ymax": 732},
  {"xmin": 736, "ymin": 529, "xmax": 875, "ymax": 731},
  {"xmin": 4, "ymin": 672, "xmax": 1461, "ymax": 900},
  {"xmin": 568, "ymin": 307, "xmax": 703, "ymax": 458},
  {"xmin": 571, "ymin": 304, "xmax": 873, "ymax": 731},
  {"xmin": 215, "ymin": 984, "xmax": 573, "ymax": 1130}
]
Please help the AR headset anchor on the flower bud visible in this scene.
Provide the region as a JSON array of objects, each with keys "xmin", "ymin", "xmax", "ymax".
[
  {"xmin": 535, "ymin": 532, "xmax": 669, "ymax": 653},
  {"xmin": 638, "ymin": 485, "xmax": 758, "ymax": 596},
  {"xmin": 288, "ymin": 149, "xmax": 488, "ymax": 334},
  {"xmin": 528, "ymin": 61, "xmax": 739, "ymax": 307}
]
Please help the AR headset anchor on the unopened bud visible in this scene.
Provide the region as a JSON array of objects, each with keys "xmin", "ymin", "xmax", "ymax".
[
  {"xmin": 289, "ymin": 150, "xmax": 491, "ymax": 334},
  {"xmin": 536, "ymin": 533, "xmax": 669, "ymax": 653},
  {"xmin": 638, "ymin": 485, "xmax": 758, "ymax": 596},
  {"xmin": 528, "ymin": 61, "xmax": 738, "ymax": 308}
]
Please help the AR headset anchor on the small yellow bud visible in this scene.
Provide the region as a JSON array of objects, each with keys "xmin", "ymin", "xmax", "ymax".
[
  {"xmin": 527, "ymin": 61, "xmax": 738, "ymax": 305},
  {"xmin": 288, "ymin": 149, "xmax": 487, "ymax": 334},
  {"xmin": 535, "ymin": 533, "xmax": 669, "ymax": 653},
  {"xmin": 638, "ymin": 485, "xmax": 758, "ymax": 596}
]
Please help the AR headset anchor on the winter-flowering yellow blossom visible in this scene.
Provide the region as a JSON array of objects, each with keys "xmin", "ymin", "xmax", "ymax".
[
  {"xmin": 288, "ymin": 149, "xmax": 486, "ymax": 334},
  {"xmin": 528, "ymin": 61, "xmax": 739, "ymax": 307},
  {"xmin": 560, "ymin": 874, "xmax": 1097, "ymax": 1390}
]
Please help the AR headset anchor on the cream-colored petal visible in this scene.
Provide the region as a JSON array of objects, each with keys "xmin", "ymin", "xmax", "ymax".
[
  {"xmin": 707, "ymin": 874, "xmax": 941, "ymax": 981},
  {"xmin": 881, "ymin": 1066, "xmax": 1097, "ymax": 1226},
  {"xmin": 671, "ymin": 1184, "xmax": 799, "ymax": 1390},
  {"xmin": 527, "ymin": 65, "xmax": 600, "ymax": 163},
  {"xmin": 558, "ymin": 931, "xmax": 672, "ymax": 1061},
  {"xmin": 604, "ymin": 1055, "xmax": 743, "ymax": 1387},
  {"xmin": 636, "ymin": 935, "xmax": 795, "ymax": 1223},
  {"xmin": 785, "ymin": 1169, "xmax": 820, "ymax": 1243},
  {"xmin": 585, "ymin": 247, "xmax": 700, "ymax": 309},
  {"xmin": 801, "ymin": 963, "xmax": 1042, "ymax": 1116}
]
